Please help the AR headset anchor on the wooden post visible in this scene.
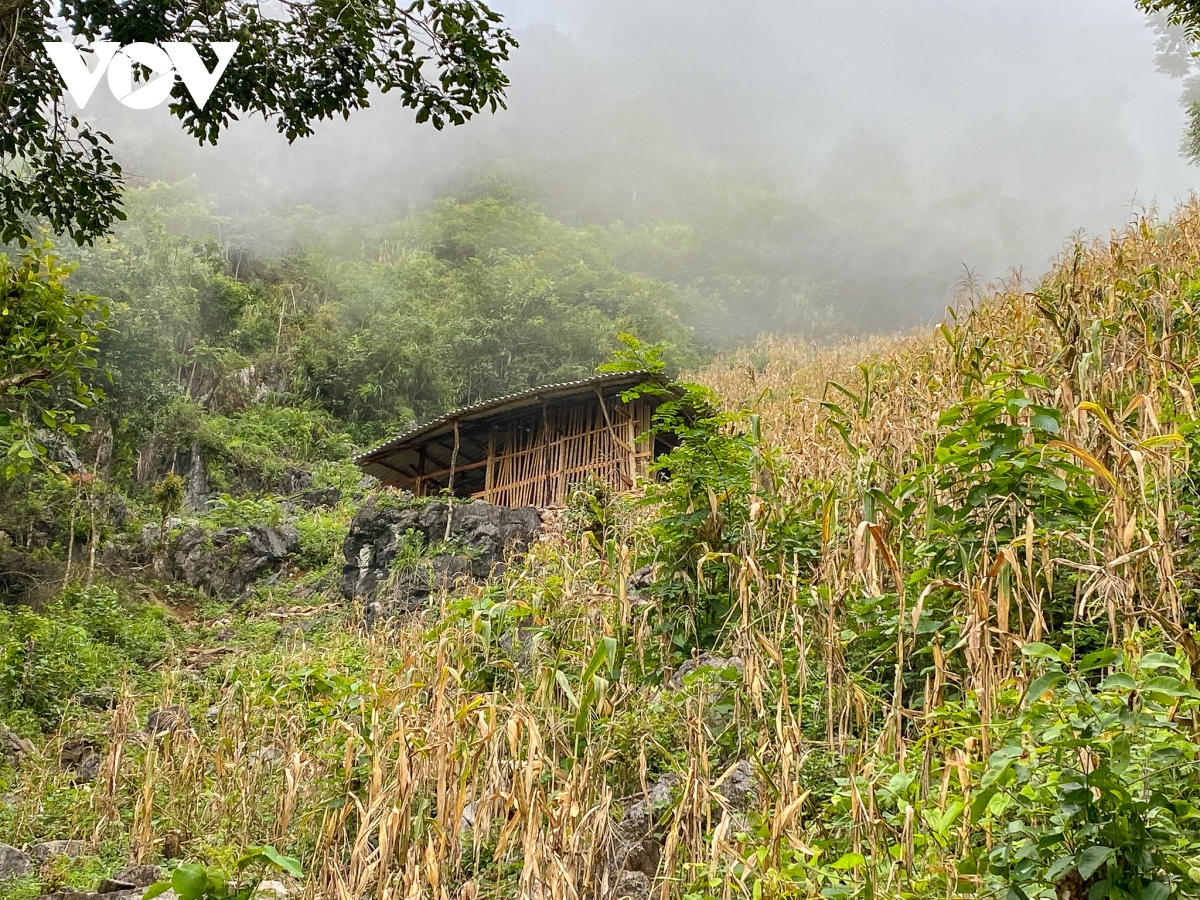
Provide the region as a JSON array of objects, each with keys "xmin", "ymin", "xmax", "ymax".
[
  {"xmin": 484, "ymin": 425, "xmax": 495, "ymax": 501},
  {"xmin": 416, "ymin": 446, "xmax": 427, "ymax": 497},
  {"xmin": 445, "ymin": 418, "xmax": 460, "ymax": 540},
  {"xmin": 447, "ymin": 419, "xmax": 461, "ymax": 496},
  {"xmin": 625, "ymin": 403, "xmax": 636, "ymax": 485},
  {"xmin": 539, "ymin": 402, "xmax": 549, "ymax": 507}
]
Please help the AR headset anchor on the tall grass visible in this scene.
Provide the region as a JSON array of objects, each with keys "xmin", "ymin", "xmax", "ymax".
[{"xmin": 9, "ymin": 201, "xmax": 1200, "ymax": 899}]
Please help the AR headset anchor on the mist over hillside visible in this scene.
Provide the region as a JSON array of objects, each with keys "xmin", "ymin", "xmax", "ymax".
[{"xmin": 84, "ymin": 0, "xmax": 1198, "ymax": 338}]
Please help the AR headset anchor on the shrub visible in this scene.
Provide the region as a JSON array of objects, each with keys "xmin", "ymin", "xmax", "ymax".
[
  {"xmin": 0, "ymin": 584, "xmax": 168, "ymax": 723},
  {"xmin": 0, "ymin": 605, "xmax": 120, "ymax": 721},
  {"xmin": 293, "ymin": 506, "xmax": 351, "ymax": 569},
  {"xmin": 970, "ymin": 645, "xmax": 1200, "ymax": 900}
]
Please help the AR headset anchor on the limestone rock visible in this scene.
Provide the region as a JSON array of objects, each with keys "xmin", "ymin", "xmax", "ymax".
[
  {"xmin": 60, "ymin": 736, "xmax": 102, "ymax": 785},
  {"xmin": 254, "ymin": 880, "xmax": 288, "ymax": 899},
  {"xmin": 295, "ymin": 487, "xmax": 341, "ymax": 509},
  {"xmin": 1, "ymin": 728, "xmax": 35, "ymax": 766},
  {"xmin": 29, "ymin": 840, "xmax": 84, "ymax": 862},
  {"xmin": 342, "ymin": 497, "xmax": 541, "ymax": 614},
  {"xmin": 668, "ymin": 653, "xmax": 744, "ymax": 690},
  {"xmin": 628, "ymin": 564, "xmax": 654, "ymax": 592},
  {"xmin": 108, "ymin": 866, "xmax": 162, "ymax": 888},
  {"xmin": 717, "ymin": 759, "xmax": 759, "ymax": 811},
  {"xmin": 278, "ymin": 467, "xmax": 313, "ymax": 494},
  {"xmin": 97, "ymin": 878, "xmax": 136, "ymax": 894},
  {"xmin": 146, "ymin": 706, "xmax": 192, "ymax": 737},
  {"xmin": 620, "ymin": 773, "xmax": 680, "ymax": 836},
  {"xmin": 171, "ymin": 525, "xmax": 300, "ymax": 598},
  {"xmin": 183, "ymin": 442, "xmax": 211, "ymax": 512},
  {"xmin": 36, "ymin": 430, "xmax": 86, "ymax": 475},
  {"xmin": 0, "ymin": 843, "xmax": 32, "ymax": 879},
  {"xmin": 613, "ymin": 870, "xmax": 651, "ymax": 900}
]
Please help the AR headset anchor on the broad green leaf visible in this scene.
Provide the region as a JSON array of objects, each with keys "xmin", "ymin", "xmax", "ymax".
[
  {"xmin": 1030, "ymin": 412, "xmax": 1060, "ymax": 433},
  {"xmin": 1079, "ymin": 648, "xmax": 1117, "ymax": 672},
  {"xmin": 831, "ymin": 852, "xmax": 864, "ymax": 870},
  {"xmin": 257, "ymin": 846, "xmax": 304, "ymax": 878},
  {"xmin": 1140, "ymin": 652, "xmax": 1182, "ymax": 672},
  {"xmin": 1143, "ymin": 675, "xmax": 1193, "ymax": 697},
  {"xmin": 1024, "ymin": 670, "xmax": 1067, "ymax": 706},
  {"xmin": 1077, "ymin": 846, "xmax": 1112, "ymax": 879},
  {"xmin": 172, "ymin": 864, "xmax": 210, "ymax": 900},
  {"xmin": 1021, "ymin": 642, "xmax": 1061, "ymax": 660},
  {"xmin": 1098, "ymin": 672, "xmax": 1136, "ymax": 691},
  {"xmin": 970, "ymin": 786, "xmax": 998, "ymax": 822}
]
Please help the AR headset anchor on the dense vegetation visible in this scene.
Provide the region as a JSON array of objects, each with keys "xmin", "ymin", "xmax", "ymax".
[
  {"xmin": 5, "ymin": 191, "xmax": 1200, "ymax": 900},
  {"xmin": 0, "ymin": 181, "xmax": 698, "ymax": 494}
]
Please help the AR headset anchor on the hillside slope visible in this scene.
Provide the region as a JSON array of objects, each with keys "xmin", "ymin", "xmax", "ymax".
[{"xmin": 5, "ymin": 201, "xmax": 1200, "ymax": 900}]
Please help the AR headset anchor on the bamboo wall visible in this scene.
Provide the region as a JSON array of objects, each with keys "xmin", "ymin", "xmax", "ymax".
[{"xmin": 450, "ymin": 395, "xmax": 655, "ymax": 507}]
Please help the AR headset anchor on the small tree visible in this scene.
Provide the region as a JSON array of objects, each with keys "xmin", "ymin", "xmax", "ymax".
[{"xmin": 0, "ymin": 242, "xmax": 108, "ymax": 478}]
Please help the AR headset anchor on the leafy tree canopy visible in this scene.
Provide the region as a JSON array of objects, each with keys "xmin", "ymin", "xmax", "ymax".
[
  {"xmin": 0, "ymin": 242, "xmax": 107, "ymax": 478},
  {"xmin": 1141, "ymin": 1, "xmax": 1200, "ymax": 162},
  {"xmin": 1, "ymin": 0, "xmax": 515, "ymax": 245}
]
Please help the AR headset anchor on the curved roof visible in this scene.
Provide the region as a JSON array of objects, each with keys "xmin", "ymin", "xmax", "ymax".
[{"xmin": 354, "ymin": 370, "xmax": 663, "ymax": 470}]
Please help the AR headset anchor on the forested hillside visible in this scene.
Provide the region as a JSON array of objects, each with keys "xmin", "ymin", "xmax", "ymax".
[{"xmin": 4, "ymin": 191, "xmax": 1200, "ymax": 900}]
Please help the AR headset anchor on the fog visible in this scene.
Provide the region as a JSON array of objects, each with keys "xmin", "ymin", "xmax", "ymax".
[{"xmin": 89, "ymin": 0, "xmax": 1199, "ymax": 338}]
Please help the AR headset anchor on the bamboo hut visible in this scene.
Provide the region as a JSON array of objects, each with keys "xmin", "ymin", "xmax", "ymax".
[{"xmin": 353, "ymin": 371, "xmax": 678, "ymax": 508}]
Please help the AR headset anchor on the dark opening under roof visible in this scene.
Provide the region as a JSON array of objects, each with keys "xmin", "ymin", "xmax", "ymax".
[{"xmin": 354, "ymin": 370, "xmax": 666, "ymax": 483}]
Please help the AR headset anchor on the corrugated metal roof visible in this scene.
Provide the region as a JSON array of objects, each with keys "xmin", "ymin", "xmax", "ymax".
[{"xmin": 354, "ymin": 369, "xmax": 659, "ymax": 464}]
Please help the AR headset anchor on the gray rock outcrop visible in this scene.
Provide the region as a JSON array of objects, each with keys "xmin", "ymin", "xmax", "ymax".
[
  {"xmin": 0, "ymin": 843, "xmax": 31, "ymax": 879},
  {"xmin": 171, "ymin": 525, "xmax": 299, "ymax": 598},
  {"xmin": 341, "ymin": 498, "xmax": 540, "ymax": 612},
  {"xmin": 668, "ymin": 653, "xmax": 744, "ymax": 690},
  {"xmin": 1, "ymin": 728, "xmax": 35, "ymax": 767},
  {"xmin": 608, "ymin": 772, "xmax": 679, "ymax": 892},
  {"xmin": 30, "ymin": 840, "xmax": 84, "ymax": 862}
]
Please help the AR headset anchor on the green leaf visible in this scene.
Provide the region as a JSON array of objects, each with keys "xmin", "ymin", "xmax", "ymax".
[
  {"xmin": 1021, "ymin": 642, "xmax": 1061, "ymax": 660},
  {"xmin": 554, "ymin": 669, "xmax": 579, "ymax": 710},
  {"xmin": 257, "ymin": 846, "xmax": 303, "ymax": 878},
  {"xmin": 143, "ymin": 884, "xmax": 171, "ymax": 900},
  {"xmin": 581, "ymin": 641, "xmax": 609, "ymax": 685},
  {"xmin": 1139, "ymin": 652, "xmax": 1182, "ymax": 672},
  {"xmin": 831, "ymin": 852, "xmax": 864, "ymax": 870},
  {"xmin": 1079, "ymin": 648, "xmax": 1117, "ymax": 672},
  {"xmin": 970, "ymin": 787, "xmax": 998, "ymax": 822},
  {"xmin": 172, "ymin": 864, "xmax": 210, "ymax": 900},
  {"xmin": 1143, "ymin": 675, "xmax": 1193, "ymax": 697},
  {"xmin": 1024, "ymin": 670, "xmax": 1067, "ymax": 706},
  {"xmin": 1077, "ymin": 846, "xmax": 1112, "ymax": 880},
  {"xmin": 1143, "ymin": 881, "xmax": 1170, "ymax": 900},
  {"xmin": 1030, "ymin": 411, "xmax": 1060, "ymax": 433},
  {"xmin": 1098, "ymin": 672, "xmax": 1136, "ymax": 691},
  {"xmin": 603, "ymin": 635, "xmax": 618, "ymax": 677}
]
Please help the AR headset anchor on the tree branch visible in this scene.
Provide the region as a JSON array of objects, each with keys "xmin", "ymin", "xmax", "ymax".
[{"xmin": 0, "ymin": 368, "xmax": 53, "ymax": 397}]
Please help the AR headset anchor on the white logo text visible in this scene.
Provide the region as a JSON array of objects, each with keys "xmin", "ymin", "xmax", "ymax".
[{"xmin": 43, "ymin": 41, "xmax": 238, "ymax": 110}]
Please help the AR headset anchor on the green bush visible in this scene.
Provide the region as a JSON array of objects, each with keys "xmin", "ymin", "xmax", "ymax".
[
  {"xmin": 0, "ymin": 584, "xmax": 168, "ymax": 723},
  {"xmin": 293, "ymin": 507, "xmax": 351, "ymax": 569},
  {"xmin": 0, "ymin": 605, "xmax": 119, "ymax": 721},
  {"xmin": 639, "ymin": 378, "xmax": 820, "ymax": 652},
  {"xmin": 59, "ymin": 583, "xmax": 168, "ymax": 667},
  {"xmin": 970, "ymin": 645, "xmax": 1200, "ymax": 900}
]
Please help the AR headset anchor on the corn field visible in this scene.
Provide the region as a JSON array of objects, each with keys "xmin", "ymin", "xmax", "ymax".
[{"xmin": 10, "ymin": 201, "xmax": 1200, "ymax": 900}]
